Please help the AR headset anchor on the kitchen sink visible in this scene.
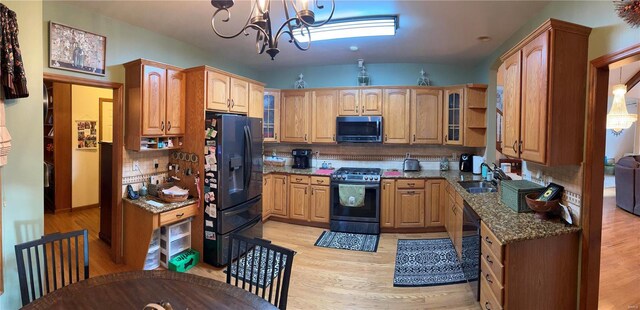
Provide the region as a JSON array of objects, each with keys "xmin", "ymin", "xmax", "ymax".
[{"xmin": 457, "ymin": 181, "xmax": 498, "ymax": 194}]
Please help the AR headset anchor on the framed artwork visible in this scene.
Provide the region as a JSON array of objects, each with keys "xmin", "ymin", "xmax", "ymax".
[
  {"xmin": 49, "ymin": 22, "xmax": 106, "ymax": 76},
  {"xmin": 76, "ymin": 120, "xmax": 98, "ymax": 149}
]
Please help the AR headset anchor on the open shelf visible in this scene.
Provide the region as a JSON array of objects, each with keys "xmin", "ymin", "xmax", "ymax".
[{"xmin": 139, "ymin": 136, "xmax": 184, "ymax": 151}]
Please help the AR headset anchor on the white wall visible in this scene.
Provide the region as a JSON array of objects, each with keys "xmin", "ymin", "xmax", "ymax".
[{"xmin": 605, "ymin": 97, "xmax": 637, "ymax": 162}]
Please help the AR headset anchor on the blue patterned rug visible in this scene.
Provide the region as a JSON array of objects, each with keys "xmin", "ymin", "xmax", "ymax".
[
  {"xmin": 393, "ymin": 238, "xmax": 478, "ymax": 287},
  {"xmin": 314, "ymin": 231, "xmax": 380, "ymax": 252}
]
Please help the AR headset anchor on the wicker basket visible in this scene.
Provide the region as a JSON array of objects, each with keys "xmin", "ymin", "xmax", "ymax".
[
  {"xmin": 500, "ymin": 180, "xmax": 544, "ymax": 213},
  {"xmin": 158, "ymin": 190, "xmax": 189, "ymax": 203}
]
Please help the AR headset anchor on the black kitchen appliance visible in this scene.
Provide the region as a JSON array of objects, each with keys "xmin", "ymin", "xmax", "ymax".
[
  {"xmin": 292, "ymin": 149, "xmax": 312, "ymax": 169},
  {"xmin": 459, "ymin": 153, "xmax": 473, "ymax": 172},
  {"xmin": 330, "ymin": 167, "xmax": 381, "ymax": 234},
  {"xmin": 462, "ymin": 201, "xmax": 481, "ymax": 301},
  {"xmin": 202, "ymin": 113, "xmax": 263, "ymax": 267},
  {"xmin": 336, "ymin": 116, "xmax": 383, "ymax": 143}
]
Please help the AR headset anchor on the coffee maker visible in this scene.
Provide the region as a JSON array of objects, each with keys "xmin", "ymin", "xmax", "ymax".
[
  {"xmin": 292, "ymin": 149, "xmax": 312, "ymax": 169},
  {"xmin": 459, "ymin": 153, "xmax": 473, "ymax": 172}
]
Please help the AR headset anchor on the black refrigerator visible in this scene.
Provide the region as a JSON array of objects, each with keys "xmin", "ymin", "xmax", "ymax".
[{"xmin": 202, "ymin": 113, "xmax": 263, "ymax": 267}]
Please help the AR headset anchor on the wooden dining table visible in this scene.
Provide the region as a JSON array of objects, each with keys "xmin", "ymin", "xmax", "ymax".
[{"xmin": 22, "ymin": 270, "xmax": 277, "ymax": 310}]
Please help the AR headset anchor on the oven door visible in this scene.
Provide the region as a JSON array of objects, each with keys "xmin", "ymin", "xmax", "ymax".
[
  {"xmin": 336, "ymin": 116, "xmax": 382, "ymax": 143},
  {"xmin": 330, "ymin": 182, "xmax": 380, "ymax": 223}
]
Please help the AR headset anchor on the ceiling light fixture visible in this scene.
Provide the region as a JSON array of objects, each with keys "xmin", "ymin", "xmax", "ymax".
[
  {"xmin": 292, "ymin": 16, "xmax": 398, "ymax": 43},
  {"xmin": 607, "ymin": 67, "xmax": 637, "ymax": 133},
  {"xmin": 210, "ymin": 0, "xmax": 335, "ymax": 60},
  {"xmin": 477, "ymin": 36, "xmax": 491, "ymax": 42}
]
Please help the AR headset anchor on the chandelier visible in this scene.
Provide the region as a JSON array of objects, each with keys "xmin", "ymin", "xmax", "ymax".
[
  {"xmin": 607, "ymin": 84, "xmax": 638, "ymax": 133},
  {"xmin": 210, "ymin": 0, "xmax": 335, "ymax": 60}
]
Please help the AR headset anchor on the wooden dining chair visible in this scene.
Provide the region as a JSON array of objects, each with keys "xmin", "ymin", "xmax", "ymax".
[
  {"xmin": 15, "ymin": 229, "xmax": 89, "ymax": 306},
  {"xmin": 226, "ymin": 234, "xmax": 295, "ymax": 310}
]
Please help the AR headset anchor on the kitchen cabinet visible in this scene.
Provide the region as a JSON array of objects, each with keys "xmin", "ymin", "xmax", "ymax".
[
  {"xmin": 499, "ymin": 19, "xmax": 591, "ymax": 166},
  {"xmin": 248, "ymin": 83, "xmax": 265, "ymax": 119},
  {"xmin": 411, "ymin": 89, "xmax": 442, "ymax": 144},
  {"xmin": 205, "ymin": 70, "xmax": 250, "ymax": 114},
  {"xmin": 124, "ymin": 59, "xmax": 186, "ymax": 151},
  {"xmin": 383, "ymin": 88, "xmax": 411, "ymax": 144},
  {"xmin": 263, "ymin": 89, "xmax": 280, "ymax": 143},
  {"xmin": 443, "ymin": 88, "xmax": 463, "ymax": 146},
  {"xmin": 262, "ymin": 175, "xmax": 273, "ymax": 221},
  {"xmin": 381, "ymin": 179, "xmax": 396, "ymax": 228},
  {"xmin": 311, "ymin": 90, "xmax": 338, "ymax": 143},
  {"xmin": 338, "ymin": 88, "xmax": 383, "ymax": 116},
  {"xmin": 442, "ymin": 85, "xmax": 488, "ymax": 147},
  {"xmin": 230, "ymin": 78, "xmax": 249, "ymax": 113},
  {"xmin": 271, "ymin": 174, "xmax": 289, "ymax": 218},
  {"xmin": 395, "ymin": 179, "xmax": 426, "ymax": 228},
  {"xmin": 281, "ymin": 90, "xmax": 310, "ymax": 143},
  {"xmin": 445, "ymin": 186, "xmax": 463, "ymax": 256},
  {"xmin": 289, "ymin": 183, "xmax": 310, "ymax": 221},
  {"xmin": 425, "ymin": 179, "xmax": 446, "ymax": 227},
  {"xmin": 310, "ymin": 185, "xmax": 330, "ymax": 223}
]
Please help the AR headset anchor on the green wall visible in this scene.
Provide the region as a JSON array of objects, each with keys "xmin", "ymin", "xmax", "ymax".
[
  {"xmin": 258, "ymin": 62, "xmax": 482, "ymax": 89},
  {"xmin": 43, "ymin": 2, "xmax": 259, "ymax": 83},
  {"xmin": 1, "ymin": 1, "xmax": 44, "ymax": 308},
  {"xmin": 476, "ymin": 1, "xmax": 640, "ymax": 162}
]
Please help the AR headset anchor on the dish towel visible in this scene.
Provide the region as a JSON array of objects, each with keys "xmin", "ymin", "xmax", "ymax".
[{"xmin": 338, "ymin": 184, "xmax": 365, "ymax": 208}]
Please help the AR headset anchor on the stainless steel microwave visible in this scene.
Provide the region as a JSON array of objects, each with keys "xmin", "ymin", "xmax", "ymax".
[{"xmin": 335, "ymin": 116, "xmax": 383, "ymax": 143}]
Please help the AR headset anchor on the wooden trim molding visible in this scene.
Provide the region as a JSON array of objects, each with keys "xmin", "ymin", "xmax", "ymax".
[
  {"xmin": 625, "ymin": 69, "xmax": 640, "ymax": 91},
  {"xmin": 581, "ymin": 43, "xmax": 640, "ymax": 310}
]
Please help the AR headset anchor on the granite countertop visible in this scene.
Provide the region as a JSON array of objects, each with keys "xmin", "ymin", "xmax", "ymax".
[
  {"xmin": 123, "ymin": 196, "xmax": 199, "ymax": 214},
  {"xmin": 439, "ymin": 171, "xmax": 581, "ymax": 244},
  {"xmin": 380, "ymin": 169, "xmax": 445, "ymax": 179},
  {"xmin": 263, "ymin": 166, "xmax": 334, "ymax": 176}
]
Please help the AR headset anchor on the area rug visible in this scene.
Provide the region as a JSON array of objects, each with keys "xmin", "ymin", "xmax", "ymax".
[
  {"xmin": 393, "ymin": 238, "xmax": 478, "ymax": 287},
  {"xmin": 225, "ymin": 245, "xmax": 287, "ymax": 288},
  {"xmin": 314, "ymin": 231, "xmax": 380, "ymax": 252}
]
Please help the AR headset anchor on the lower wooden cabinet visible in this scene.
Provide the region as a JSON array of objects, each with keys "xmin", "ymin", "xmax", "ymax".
[
  {"xmin": 395, "ymin": 189, "xmax": 426, "ymax": 228},
  {"xmin": 271, "ymin": 174, "xmax": 288, "ymax": 217},
  {"xmin": 381, "ymin": 178, "xmax": 446, "ymax": 230},
  {"xmin": 310, "ymin": 185, "xmax": 330, "ymax": 223},
  {"xmin": 262, "ymin": 175, "xmax": 273, "ymax": 221},
  {"xmin": 289, "ymin": 182, "xmax": 310, "ymax": 221},
  {"xmin": 425, "ymin": 179, "xmax": 446, "ymax": 227},
  {"xmin": 381, "ymin": 179, "xmax": 396, "ymax": 228}
]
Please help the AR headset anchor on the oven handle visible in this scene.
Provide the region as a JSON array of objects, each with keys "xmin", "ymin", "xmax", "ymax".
[{"xmin": 331, "ymin": 183, "xmax": 381, "ymax": 189}]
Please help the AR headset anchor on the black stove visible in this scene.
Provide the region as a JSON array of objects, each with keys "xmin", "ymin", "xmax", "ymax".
[{"xmin": 331, "ymin": 167, "xmax": 382, "ymax": 183}]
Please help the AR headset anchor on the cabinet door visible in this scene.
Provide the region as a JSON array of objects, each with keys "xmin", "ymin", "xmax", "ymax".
[
  {"xmin": 230, "ymin": 78, "xmax": 249, "ymax": 114},
  {"xmin": 502, "ymin": 51, "xmax": 522, "ymax": 158},
  {"xmin": 248, "ymin": 83, "xmax": 265, "ymax": 119},
  {"xmin": 381, "ymin": 179, "xmax": 396, "ymax": 228},
  {"xmin": 280, "ymin": 91, "xmax": 310, "ymax": 143},
  {"xmin": 165, "ymin": 69, "xmax": 185, "ymax": 135},
  {"xmin": 142, "ymin": 65, "xmax": 166, "ymax": 136},
  {"xmin": 395, "ymin": 189, "xmax": 425, "ymax": 228},
  {"xmin": 262, "ymin": 175, "xmax": 273, "ymax": 221},
  {"xmin": 520, "ymin": 31, "xmax": 549, "ymax": 164},
  {"xmin": 443, "ymin": 88, "xmax": 465, "ymax": 145},
  {"xmin": 263, "ymin": 90, "xmax": 280, "ymax": 143},
  {"xmin": 361, "ymin": 89, "xmax": 383, "ymax": 115},
  {"xmin": 311, "ymin": 90, "xmax": 338, "ymax": 143},
  {"xmin": 289, "ymin": 183, "xmax": 310, "ymax": 221},
  {"xmin": 383, "ymin": 88, "xmax": 411, "ymax": 144},
  {"xmin": 310, "ymin": 185, "xmax": 330, "ymax": 223},
  {"xmin": 446, "ymin": 191, "xmax": 456, "ymax": 239},
  {"xmin": 411, "ymin": 89, "xmax": 443, "ymax": 144},
  {"xmin": 338, "ymin": 89, "xmax": 359, "ymax": 116},
  {"xmin": 206, "ymin": 71, "xmax": 230, "ymax": 111},
  {"xmin": 271, "ymin": 175, "xmax": 288, "ymax": 217},
  {"xmin": 426, "ymin": 179, "xmax": 446, "ymax": 227}
]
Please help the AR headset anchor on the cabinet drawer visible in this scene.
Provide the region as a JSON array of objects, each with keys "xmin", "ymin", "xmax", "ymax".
[
  {"xmin": 311, "ymin": 176, "xmax": 330, "ymax": 186},
  {"xmin": 480, "ymin": 278, "xmax": 503, "ymax": 310},
  {"xmin": 481, "ymin": 258, "xmax": 504, "ymax": 305},
  {"xmin": 455, "ymin": 192, "xmax": 464, "ymax": 207},
  {"xmin": 481, "ymin": 222, "xmax": 504, "ymax": 261},
  {"xmin": 396, "ymin": 179, "xmax": 425, "ymax": 189},
  {"xmin": 481, "ymin": 242, "xmax": 504, "ymax": 283},
  {"xmin": 159, "ymin": 204, "xmax": 197, "ymax": 227},
  {"xmin": 290, "ymin": 175, "xmax": 310, "ymax": 185}
]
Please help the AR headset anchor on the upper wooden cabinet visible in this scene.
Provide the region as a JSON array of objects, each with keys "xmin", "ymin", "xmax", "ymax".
[
  {"xmin": 263, "ymin": 89, "xmax": 280, "ymax": 143},
  {"xmin": 205, "ymin": 70, "xmax": 252, "ymax": 114},
  {"xmin": 124, "ymin": 59, "xmax": 186, "ymax": 151},
  {"xmin": 248, "ymin": 83, "xmax": 264, "ymax": 119},
  {"xmin": 383, "ymin": 88, "xmax": 411, "ymax": 144},
  {"xmin": 311, "ymin": 90, "xmax": 338, "ymax": 143},
  {"xmin": 443, "ymin": 88, "xmax": 463, "ymax": 145},
  {"xmin": 500, "ymin": 19, "xmax": 591, "ymax": 166},
  {"xmin": 230, "ymin": 78, "xmax": 249, "ymax": 113},
  {"xmin": 338, "ymin": 88, "xmax": 383, "ymax": 116},
  {"xmin": 411, "ymin": 89, "xmax": 442, "ymax": 144},
  {"xmin": 281, "ymin": 90, "xmax": 310, "ymax": 143},
  {"xmin": 443, "ymin": 85, "xmax": 488, "ymax": 147}
]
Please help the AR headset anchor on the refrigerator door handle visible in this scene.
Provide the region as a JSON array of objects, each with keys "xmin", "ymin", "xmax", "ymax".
[{"xmin": 243, "ymin": 125, "xmax": 253, "ymax": 190}]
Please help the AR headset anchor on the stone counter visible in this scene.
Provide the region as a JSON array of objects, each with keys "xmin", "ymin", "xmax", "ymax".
[
  {"xmin": 123, "ymin": 196, "xmax": 199, "ymax": 214},
  {"xmin": 263, "ymin": 166, "xmax": 333, "ymax": 176}
]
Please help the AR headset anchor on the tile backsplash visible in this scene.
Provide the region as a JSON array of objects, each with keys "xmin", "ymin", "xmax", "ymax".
[{"xmin": 121, "ymin": 149, "xmax": 170, "ymax": 197}]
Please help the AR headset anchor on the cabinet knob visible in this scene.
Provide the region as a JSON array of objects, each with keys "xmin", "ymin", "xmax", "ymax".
[
  {"xmin": 385, "ymin": 134, "xmax": 388, "ymax": 142},
  {"xmin": 408, "ymin": 183, "xmax": 415, "ymax": 186},
  {"xmin": 304, "ymin": 134, "xmax": 307, "ymax": 141},
  {"xmin": 413, "ymin": 134, "xmax": 416, "ymax": 142},
  {"xmin": 161, "ymin": 121, "xmax": 165, "ymax": 131},
  {"xmin": 304, "ymin": 188, "xmax": 307, "ymax": 194}
]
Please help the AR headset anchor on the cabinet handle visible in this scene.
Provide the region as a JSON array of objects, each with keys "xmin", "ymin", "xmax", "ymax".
[
  {"xmin": 317, "ymin": 180, "xmax": 324, "ymax": 184},
  {"xmin": 361, "ymin": 105, "xmax": 364, "ymax": 114},
  {"xmin": 167, "ymin": 121, "xmax": 172, "ymax": 131},
  {"xmin": 232, "ymin": 99, "xmax": 235, "ymax": 108},
  {"xmin": 175, "ymin": 213, "xmax": 184, "ymax": 218},
  {"xmin": 519, "ymin": 140, "xmax": 523, "ymax": 154},
  {"xmin": 484, "ymin": 236, "xmax": 493, "ymax": 245},
  {"xmin": 227, "ymin": 99, "xmax": 230, "ymax": 107},
  {"xmin": 296, "ymin": 178, "xmax": 302, "ymax": 182},
  {"xmin": 408, "ymin": 183, "xmax": 415, "ymax": 186},
  {"xmin": 275, "ymin": 133, "xmax": 278, "ymax": 140},
  {"xmin": 333, "ymin": 134, "xmax": 336, "ymax": 141},
  {"xmin": 311, "ymin": 189, "xmax": 314, "ymax": 195},
  {"xmin": 304, "ymin": 134, "xmax": 307, "ymax": 141},
  {"xmin": 413, "ymin": 134, "xmax": 416, "ymax": 142},
  {"xmin": 485, "ymin": 255, "xmax": 493, "ymax": 264},
  {"xmin": 444, "ymin": 135, "xmax": 448, "ymax": 142},
  {"xmin": 264, "ymin": 179, "xmax": 267, "ymax": 185},
  {"xmin": 408, "ymin": 191, "xmax": 415, "ymax": 194},
  {"xmin": 161, "ymin": 121, "xmax": 165, "ymax": 131},
  {"xmin": 282, "ymin": 179, "xmax": 285, "ymax": 184},
  {"xmin": 485, "ymin": 273, "xmax": 493, "ymax": 284},
  {"xmin": 512, "ymin": 140, "xmax": 518, "ymax": 154},
  {"xmin": 305, "ymin": 188, "xmax": 307, "ymax": 195},
  {"xmin": 385, "ymin": 134, "xmax": 388, "ymax": 142},
  {"xmin": 484, "ymin": 302, "xmax": 491, "ymax": 310}
]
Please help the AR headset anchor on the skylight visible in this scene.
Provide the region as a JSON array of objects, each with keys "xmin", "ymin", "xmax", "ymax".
[{"xmin": 292, "ymin": 16, "xmax": 398, "ymax": 43}]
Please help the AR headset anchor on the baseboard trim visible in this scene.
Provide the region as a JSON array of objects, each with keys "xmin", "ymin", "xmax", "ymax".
[
  {"xmin": 266, "ymin": 216, "xmax": 330, "ymax": 229},
  {"xmin": 73, "ymin": 203, "xmax": 100, "ymax": 211}
]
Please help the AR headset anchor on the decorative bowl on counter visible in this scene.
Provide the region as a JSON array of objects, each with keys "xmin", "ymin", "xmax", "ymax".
[
  {"xmin": 524, "ymin": 192, "xmax": 560, "ymax": 220},
  {"xmin": 158, "ymin": 186, "xmax": 189, "ymax": 203}
]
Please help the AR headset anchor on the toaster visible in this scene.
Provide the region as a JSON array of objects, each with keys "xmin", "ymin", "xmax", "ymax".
[{"xmin": 403, "ymin": 158, "xmax": 421, "ymax": 172}]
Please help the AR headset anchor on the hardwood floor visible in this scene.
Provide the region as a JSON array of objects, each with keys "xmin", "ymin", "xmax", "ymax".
[
  {"xmin": 45, "ymin": 208, "xmax": 479, "ymax": 309},
  {"xmin": 598, "ymin": 188, "xmax": 640, "ymax": 309}
]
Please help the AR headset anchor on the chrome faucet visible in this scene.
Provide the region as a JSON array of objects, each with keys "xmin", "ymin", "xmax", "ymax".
[{"xmin": 492, "ymin": 163, "xmax": 512, "ymax": 181}]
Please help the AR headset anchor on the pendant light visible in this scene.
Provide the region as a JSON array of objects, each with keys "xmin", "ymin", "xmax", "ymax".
[{"xmin": 607, "ymin": 68, "xmax": 638, "ymax": 133}]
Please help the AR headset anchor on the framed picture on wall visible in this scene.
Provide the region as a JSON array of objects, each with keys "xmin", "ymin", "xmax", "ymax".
[
  {"xmin": 76, "ymin": 120, "xmax": 98, "ymax": 149},
  {"xmin": 49, "ymin": 22, "xmax": 106, "ymax": 76}
]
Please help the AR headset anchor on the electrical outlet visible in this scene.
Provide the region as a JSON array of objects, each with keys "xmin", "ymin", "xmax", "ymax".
[
  {"xmin": 133, "ymin": 160, "xmax": 140, "ymax": 171},
  {"xmin": 153, "ymin": 159, "xmax": 159, "ymax": 169}
]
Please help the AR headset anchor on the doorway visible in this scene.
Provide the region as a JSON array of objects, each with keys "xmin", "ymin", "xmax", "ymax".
[{"xmin": 42, "ymin": 73, "xmax": 125, "ymax": 266}]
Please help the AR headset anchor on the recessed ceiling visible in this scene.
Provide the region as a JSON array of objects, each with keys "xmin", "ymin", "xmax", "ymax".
[{"xmin": 63, "ymin": 0, "xmax": 550, "ymax": 70}]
